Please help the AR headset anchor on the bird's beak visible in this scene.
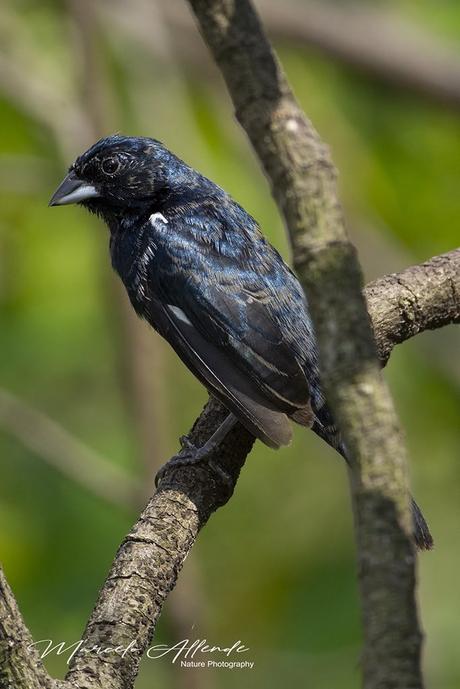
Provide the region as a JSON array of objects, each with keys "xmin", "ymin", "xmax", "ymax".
[{"xmin": 49, "ymin": 171, "xmax": 100, "ymax": 206}]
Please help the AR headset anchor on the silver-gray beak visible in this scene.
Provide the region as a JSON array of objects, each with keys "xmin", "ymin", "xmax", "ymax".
[{"xmin": 49, "ymin": 171, "xmax": 100, "ymax": 206}]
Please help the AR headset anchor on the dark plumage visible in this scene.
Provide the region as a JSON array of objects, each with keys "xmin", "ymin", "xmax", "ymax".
[{"xmin": 50, "ymin": 135, "xmax": 432, "ymax": 549}]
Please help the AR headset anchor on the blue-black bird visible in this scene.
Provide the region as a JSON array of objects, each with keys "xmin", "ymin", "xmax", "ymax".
[{"xmin": 50, "ymin": 135, "xmax": 432, "ymax": 549}]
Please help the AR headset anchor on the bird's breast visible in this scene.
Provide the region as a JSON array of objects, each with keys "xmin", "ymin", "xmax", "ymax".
[{"xmin": 110, "ymin": 223, "xmax": 156, "ymax": 316}]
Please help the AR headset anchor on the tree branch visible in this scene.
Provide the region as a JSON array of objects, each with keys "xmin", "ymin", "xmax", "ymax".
[
  {"xmin": 0, "ymin": 566, "xmax": 61, "ymax": 689},
  {"xmin": 368, "ymin": 248, "xmax": 460, "ymax": 365},
  {"xmin": 1, "ymin": 250, "xmax": 458, "ymax": 687},
  {"xmin": 185, "ymin": 1, "xmax": 426, "ymax": 687},
  {"xmin": 64, "ymin": 398, "xmax": 254, "ymax": 689}
]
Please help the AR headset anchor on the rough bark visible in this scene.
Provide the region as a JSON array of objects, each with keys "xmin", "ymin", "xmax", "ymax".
[
  {"xmin": 0, "ymin": 569, "xmax": 62, "ymax": 689},
  {"xmin": 367, "ymin": 248, "xmax": 460, "ymax": 365}
]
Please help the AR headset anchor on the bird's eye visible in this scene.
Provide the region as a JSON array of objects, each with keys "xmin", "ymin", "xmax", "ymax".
[{"xmin": 101, "ymin": 157, "xmax": 120, "ymax": 175}]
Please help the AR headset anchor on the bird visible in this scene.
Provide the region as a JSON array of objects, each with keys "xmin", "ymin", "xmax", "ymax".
[{"xmin": 49, "ymin": 134, "xmax": 433, "ymax": 550}]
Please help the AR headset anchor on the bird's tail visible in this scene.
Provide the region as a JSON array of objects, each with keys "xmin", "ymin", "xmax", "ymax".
[
  {"xmin": 410, "ymin": 497, "xmax": 434, "ymax": 550},
  {"xmin": 305, "ymin": 414, "xmax": 434, "ymax": 551}
]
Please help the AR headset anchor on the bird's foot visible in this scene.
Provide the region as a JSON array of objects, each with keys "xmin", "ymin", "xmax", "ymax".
[
  {"xmin": 155, "ymin": 435, "xmax": 232, "ymax": 489},
  {"xmin": 179, "ymin": 434, "xmax": 196, "ymax": 453},
  {"xmin": 155, "ymin": 440, "xmax": 207, "ymax": 487}
]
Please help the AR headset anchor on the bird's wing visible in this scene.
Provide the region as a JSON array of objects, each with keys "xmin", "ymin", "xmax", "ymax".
[
  {"xmin": 174, "ymin": 279, "xmax": 310, "ymax": 412},
  {"xmin": 148, "ymin": 296, "xmax": 294, "ymax": 448},
  {"xmin": 145, "ymin": 259, "xmax": 312, "ymax": 448}
]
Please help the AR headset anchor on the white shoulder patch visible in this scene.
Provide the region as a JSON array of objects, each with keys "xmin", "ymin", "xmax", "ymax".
[
  {"xmin": 168, "ymin": 305, "xmax": 192, "ymax": 325},
  {"xmin": 149, "ymin": 212, "xmax": 168, "ymax": 225}
]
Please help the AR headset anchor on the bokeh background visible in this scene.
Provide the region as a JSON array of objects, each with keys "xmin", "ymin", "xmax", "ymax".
[{"xmin": 0, "ymin": 1, "xmax": 459, "ymax": 688}]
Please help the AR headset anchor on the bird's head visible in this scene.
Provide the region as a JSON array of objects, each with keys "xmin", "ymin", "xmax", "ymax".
[{"xmin": 49, "ymin": 135, "xmax": 182, "ymax": 219}]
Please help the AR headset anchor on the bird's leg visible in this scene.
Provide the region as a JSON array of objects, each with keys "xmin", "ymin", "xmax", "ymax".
[{"xmin": 155, "ymin": 413, "xmax": 238, "ymax": 487}]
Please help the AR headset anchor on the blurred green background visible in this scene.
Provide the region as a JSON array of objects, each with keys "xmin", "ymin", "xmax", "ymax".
[{"xmin": 0, "ymin": 1, "xmax": 459, "ymax": 688}]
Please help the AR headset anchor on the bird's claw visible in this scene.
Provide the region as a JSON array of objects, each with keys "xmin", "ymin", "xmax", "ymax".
[
  {"xmin": 154, "ymin": 441, "xmax": 207, "ymax": 487},
  {"xmin": 179, "ymin": 434, "xmax": 196, "ymax": 452},
  {"xmin": 154, "ymin": 439, "xmax": 233, "ymax": 491}
]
